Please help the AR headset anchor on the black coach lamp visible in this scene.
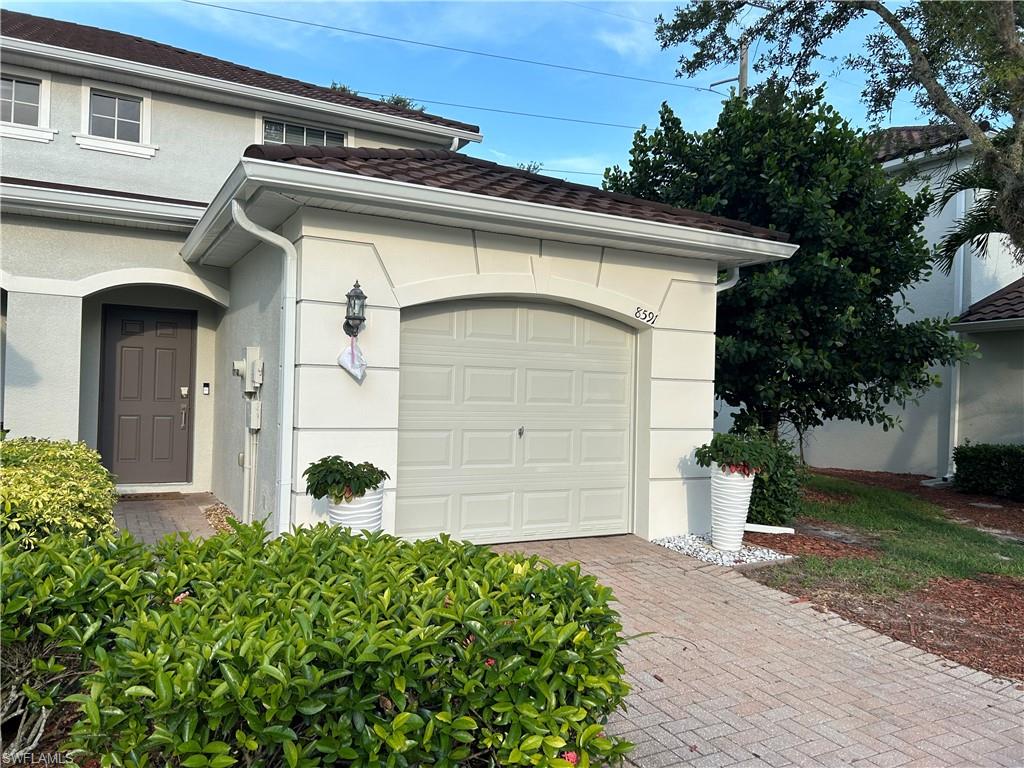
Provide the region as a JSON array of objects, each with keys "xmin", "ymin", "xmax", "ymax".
[{"xmin": 343, "ymin": 281, "xmax": 367, "ymax": 338}]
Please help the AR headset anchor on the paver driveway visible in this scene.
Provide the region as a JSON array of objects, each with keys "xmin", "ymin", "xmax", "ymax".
[{"xmin": 494, "ymin": 536, "xmax": 1024, "ymax": 768}]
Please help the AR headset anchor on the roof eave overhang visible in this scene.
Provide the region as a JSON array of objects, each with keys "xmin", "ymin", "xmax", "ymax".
[
  {"xmin": 880, "ymin": 138, "xmax": 975, "ymax": 172},
  {"xmin": 951, "ymin": 317, "xmax": 1024, "ymax": 333},
  {"xmin": 182, "ymin": 159, "xmax": 797, "ymax": 267},
  {"xmin": 1, "ymin": 180, "xmax": 205, "ymax": 231},
  {"xmin": 1, "ymin": 36, "xmax": 483, "ymax": 147}
]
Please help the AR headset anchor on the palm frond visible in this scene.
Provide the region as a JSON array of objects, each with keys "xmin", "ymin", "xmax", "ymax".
[
  {"xmin": 932, "ymin": 163, "xmax": 998, "ymax": 214},
  {"xmin": 933, "ymin": 196, "xmax": 1003, "ymax": 274}
]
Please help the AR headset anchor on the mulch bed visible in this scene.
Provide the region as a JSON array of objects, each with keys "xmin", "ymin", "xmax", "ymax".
[
  {"xmin": 814, "ymin": 467, "xmax": 1024, "ymax": 537},
  {"xmin": 820, "ymin": 574, "xmax": 1024, "ymax": 681},
  {"xmin": 801, "ymin": 486, "xmax": 854, "ymax": 505},
  {"xmin": 743, "ymin": 529, "xmax": 877, "ymax": 560}
]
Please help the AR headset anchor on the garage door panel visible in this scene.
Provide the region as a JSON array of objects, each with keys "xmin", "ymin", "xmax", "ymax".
[
  {"xmin": 464, "ymin": 367, "xmax": 518, "ymax": 403},
  {"xmin": 397, "ymin": 300, "xmax": 633, "ymax": 542},
  {"xmin": 399, "ymin": 364, "xmax": 455, "ymax": 402}
]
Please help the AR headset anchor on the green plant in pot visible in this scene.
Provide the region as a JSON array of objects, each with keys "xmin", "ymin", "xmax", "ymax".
[
  {"xmin": 695, "ymin": 432, "xmax": 774, "ymax": 551},
  {"xmin": 303, "ymin": 455, "xmax": 390, "ymax": 532}
]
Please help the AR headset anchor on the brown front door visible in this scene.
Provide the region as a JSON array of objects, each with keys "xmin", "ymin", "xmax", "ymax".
[{"xmin": 99, "ymin": 305, "xmax": 196, "ymax": 484}]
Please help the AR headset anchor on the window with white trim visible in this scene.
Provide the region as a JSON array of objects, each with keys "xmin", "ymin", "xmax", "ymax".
[
  {"xmin": 89, "ymin": 90, "xmax": 142, "ymax": 143},
  {"xmin": 2, "ymin": 75, "xmax": 40, "ymax": 126},
  {"xmin": 262, "ymin": 118, "xmax": 345, "ymax": 147}
]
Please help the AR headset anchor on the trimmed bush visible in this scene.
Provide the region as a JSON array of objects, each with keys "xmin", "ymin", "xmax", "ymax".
[
  {"xmin": 3, "ymin": 523, "xmax": 632, "ymax": 766},
  {"xmin": 749, "ymin": 435, "xmax": 805, "ymax": 527},
  {"xmin": 953, "ymin": 442, "xmax": 1024, "ymax": 501},
  {"xmin": 0, "ymin": 438, "xmax": 118, "ymax": 546}
]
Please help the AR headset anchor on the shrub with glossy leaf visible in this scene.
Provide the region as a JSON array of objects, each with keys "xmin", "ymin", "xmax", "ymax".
[
  {"xmin": 0, "ymin": 437, "xmax": 117, "ymax": 546},
  {"xmin": 749, "ymin": 434, "xmax": 805, "ymax": 527},
  {"xmin": 61, "ymin": 523, "xmax": 632, "ymax": 767},
  {"xmin": 1, "ymin": 533, "xmax": 158, "ymax": 758}
]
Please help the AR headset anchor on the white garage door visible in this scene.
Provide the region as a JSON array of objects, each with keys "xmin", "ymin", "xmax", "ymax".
[{"xmin": 396, "ymin": 300, "xmax": 634, "ymax": 543}]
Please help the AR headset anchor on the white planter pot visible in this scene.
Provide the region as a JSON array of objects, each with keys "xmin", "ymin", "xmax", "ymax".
[
  {"xmin": 327, "ymin": 487, "xmax": 384, "ymax": 533},
  {"xmin": 710, "ymin": 462, "xmax": 755, "ymax": 552}
]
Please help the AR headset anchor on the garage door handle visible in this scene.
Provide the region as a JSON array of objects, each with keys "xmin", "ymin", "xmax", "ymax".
[{"xmin": 518, "ymin": 426, "xmax": 525, "ymax": 438}]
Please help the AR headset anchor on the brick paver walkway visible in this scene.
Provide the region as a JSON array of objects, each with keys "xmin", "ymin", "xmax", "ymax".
[
  {"xmin": 495, "ymin": 536, "xmax": 1024, "ymax": 768},
  {"xmin": 114, "ymin": 492, "xmax": 218, "ymax": 543}
]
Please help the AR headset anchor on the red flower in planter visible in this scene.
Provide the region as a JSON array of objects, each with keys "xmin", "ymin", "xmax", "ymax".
[
  {"xmin": 172, "ymin": 590, "xmax": 190, "ymax": 605},
  {"xmin": 562, "ymin": 751, "xmax": 579, "ymax": 765},
  {"xmin": 485, "ymin": 658, "xmax": 496, "ymax": 667}
]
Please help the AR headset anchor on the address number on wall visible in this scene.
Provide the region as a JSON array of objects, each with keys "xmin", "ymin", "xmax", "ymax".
[{"xmin": 635, "ymin": 307, "xmax": 659, "ymax": 326}]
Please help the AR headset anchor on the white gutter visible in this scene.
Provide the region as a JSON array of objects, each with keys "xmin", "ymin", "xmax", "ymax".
[
  {"xmin": 716, "ymin": 267, "xmax": 741, "ymax": 293},
  {"xmin": 229, "ymin": 200, "xmax": 296, "ymax": 536},
  {"xmin": 2, "ymin": 36, "xmax": 482, "ymax": 146},
  {"xmin": 183, "ymin": 159, "xmax": 799, "ymax": 267},
  {"xmin": 0, "ymin": 181, "xmax": 204, "ymax": 231},
  {"xmin": 943, "ymin": 188, "xmax": 970, "ymax": 480},
  {"xmin": 951, "ymin": 317, "xmax": 1024, "ymax": 333}
]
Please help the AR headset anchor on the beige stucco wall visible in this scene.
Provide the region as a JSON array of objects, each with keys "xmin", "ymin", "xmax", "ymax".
[
  {"xmin": 959, "ymin": 330, "xmax": 1024, "ymax": 445},
  {"xmin": 0, "ymin": 69, "xmax": 457, "ymax": 204},
  {"xmin": 289, "ymin": 207, "xmax": 720, "ymax": 540},
  {"xmin": 210, "ymin": 241, "xmax": 282, "ymax": 522}
]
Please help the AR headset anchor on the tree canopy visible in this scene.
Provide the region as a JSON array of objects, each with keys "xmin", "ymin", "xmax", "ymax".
[
  {"xmin": 605, "ymin": 89, "xmax": 969, "ymax": 435},
  {"xmin": 655, "ymin": 1, "xmax": 1024, "ymax": 265}
]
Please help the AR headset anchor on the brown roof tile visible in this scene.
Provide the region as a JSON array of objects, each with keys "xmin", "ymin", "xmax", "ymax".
[
  {"xmin": 871, "ymin": 125, "xmax": 965, "ymax": 162},
  {"xmin": 957, "ymin": 277, "xmax": 1024, "ymax": 324},
  {"xmin": 0, "ymin": 9, "xmax": 479, "ymax": 134},
  {"xmin": 244, "ymin": 144, "xmax": 789, "ymax": 242}
]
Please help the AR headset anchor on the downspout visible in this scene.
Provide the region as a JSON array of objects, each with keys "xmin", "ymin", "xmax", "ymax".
[
  {"xmin": 943, "ymin": 189, "xmax": 971, "ymax": 480},
  {"xmin": 716, "ymin": 266, "xmax": 741, "ymax": 293},
  {"xmin": 229, "ymin": 200, "xmax": 297, "ymax": 536}
]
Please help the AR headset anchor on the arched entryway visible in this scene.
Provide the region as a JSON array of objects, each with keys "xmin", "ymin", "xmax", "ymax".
[{"xmin": 80, "ymin": 283, "xmax": 224, "ymax": 491}]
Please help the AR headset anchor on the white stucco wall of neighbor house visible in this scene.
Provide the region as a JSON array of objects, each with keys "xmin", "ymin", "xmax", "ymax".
[
  {"xmin": 802, "ymin": 155, "xmax": 1024, "ymax": 477},
  {"xmin": 287, "ymin": 208, "xmax": 721, "ymax": 541},
  {"xmin": 959, "ymin": 330, "xmax": 1024, "ymax": 446},
  {"xmin": 210, "ymin": 240, "xmax": 283, "ymax": 525}
]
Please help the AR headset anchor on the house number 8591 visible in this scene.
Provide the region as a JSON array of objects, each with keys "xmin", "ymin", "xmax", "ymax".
[{"xmin": 635, "ymin": 307, "xmax": 658, "ymax": 325}]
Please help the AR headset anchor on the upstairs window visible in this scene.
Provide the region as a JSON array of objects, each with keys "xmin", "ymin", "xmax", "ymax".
[
  {"xmin": 263, "ymin": 118, "xmax": 345, "ymax": 147},
  {"xmin": 1, "ymin": 75, "xmax": 40, "ymax": 126},
  {"xmin": 89, "ymin": 91, "xmax": 142, "ymax": 143}
]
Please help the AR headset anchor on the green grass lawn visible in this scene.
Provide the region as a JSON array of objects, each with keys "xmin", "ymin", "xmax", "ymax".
[{"xmin": 762, "ymin": 474, "xmax": 1024, "ymax": 597}]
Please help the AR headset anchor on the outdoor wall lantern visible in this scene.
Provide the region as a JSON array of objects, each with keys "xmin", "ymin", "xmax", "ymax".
[{"xmin": 344, "ymin": 281, "xmax": 367, "ymax": 337}]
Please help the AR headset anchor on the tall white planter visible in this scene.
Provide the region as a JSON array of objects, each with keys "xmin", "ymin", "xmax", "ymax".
[
  {"xmin": 710, "ymin": 462, "xmax": 755, "ymax": 551},
  {"xmin": 327, "ymin": 487, "xmax": 384, "ymax": 533}
]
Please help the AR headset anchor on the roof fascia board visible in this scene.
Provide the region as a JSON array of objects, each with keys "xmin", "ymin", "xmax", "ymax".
[
  {"xmin": 951, "ymin": 317, "xmax": 1024, "ymax": 332},
  {"xmin": 182, "ymin": 159, "xmax": 798, "ymax": 266},
  {"xmin": 1, "ymin": 181, "xmax": 204, "ymax": 230},
  {"xmin": 881, "ymin": 138, "xmax": 975, "ymax": 172},
  {"xmin": 2, "ymin": 37, "xmax": 482, "ymax": 145}
]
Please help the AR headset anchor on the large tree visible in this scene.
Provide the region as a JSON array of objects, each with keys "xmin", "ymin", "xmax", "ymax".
[
  {"xmin": 605, "ymin": 89, "xmax": 968, "ymax": 435},
  {"xmin": 655, "ymin": 1, "xmax": 1024, "ymax": 266}
]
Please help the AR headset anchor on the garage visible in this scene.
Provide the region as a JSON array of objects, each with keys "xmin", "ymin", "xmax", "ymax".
[{"xmin": 396, "ymin": 299, "xmax": 635, "ymax": 543}]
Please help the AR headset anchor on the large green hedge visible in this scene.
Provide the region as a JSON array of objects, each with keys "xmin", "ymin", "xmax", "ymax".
[
  {"xmin": 0, "ymin": 437, "xmax": 118, "ymax": 546},
  {"xmin": 1, "ymin": 524, "xmax": 633, "ymax": 767},
  {"xmin": 953, "ymin": 442, "xmax": 1024, "ymax": 501}
]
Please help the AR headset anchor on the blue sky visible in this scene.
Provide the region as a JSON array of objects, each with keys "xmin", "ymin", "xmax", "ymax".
[{"xmin": 4, "ymin": 1, "xmax": 927, "ymax": 182}]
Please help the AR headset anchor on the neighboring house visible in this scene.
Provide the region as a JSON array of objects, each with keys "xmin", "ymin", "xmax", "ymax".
[
  {"xmin": 801, "ymin": 127, "xmax": 1024, "ymax": 478},
  {"xmin": 0, "ymin": 10, "xmax": 797, "ymax": 544}
]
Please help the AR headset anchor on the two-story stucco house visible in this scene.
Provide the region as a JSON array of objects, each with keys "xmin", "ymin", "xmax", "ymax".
[
  {"xmin": 801, "ymin": 127, "xmax": 1024, "ymax": 478},
  {"xmin": 0, "ymin": 10, "xmax": 797, "ymax": 544}
]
